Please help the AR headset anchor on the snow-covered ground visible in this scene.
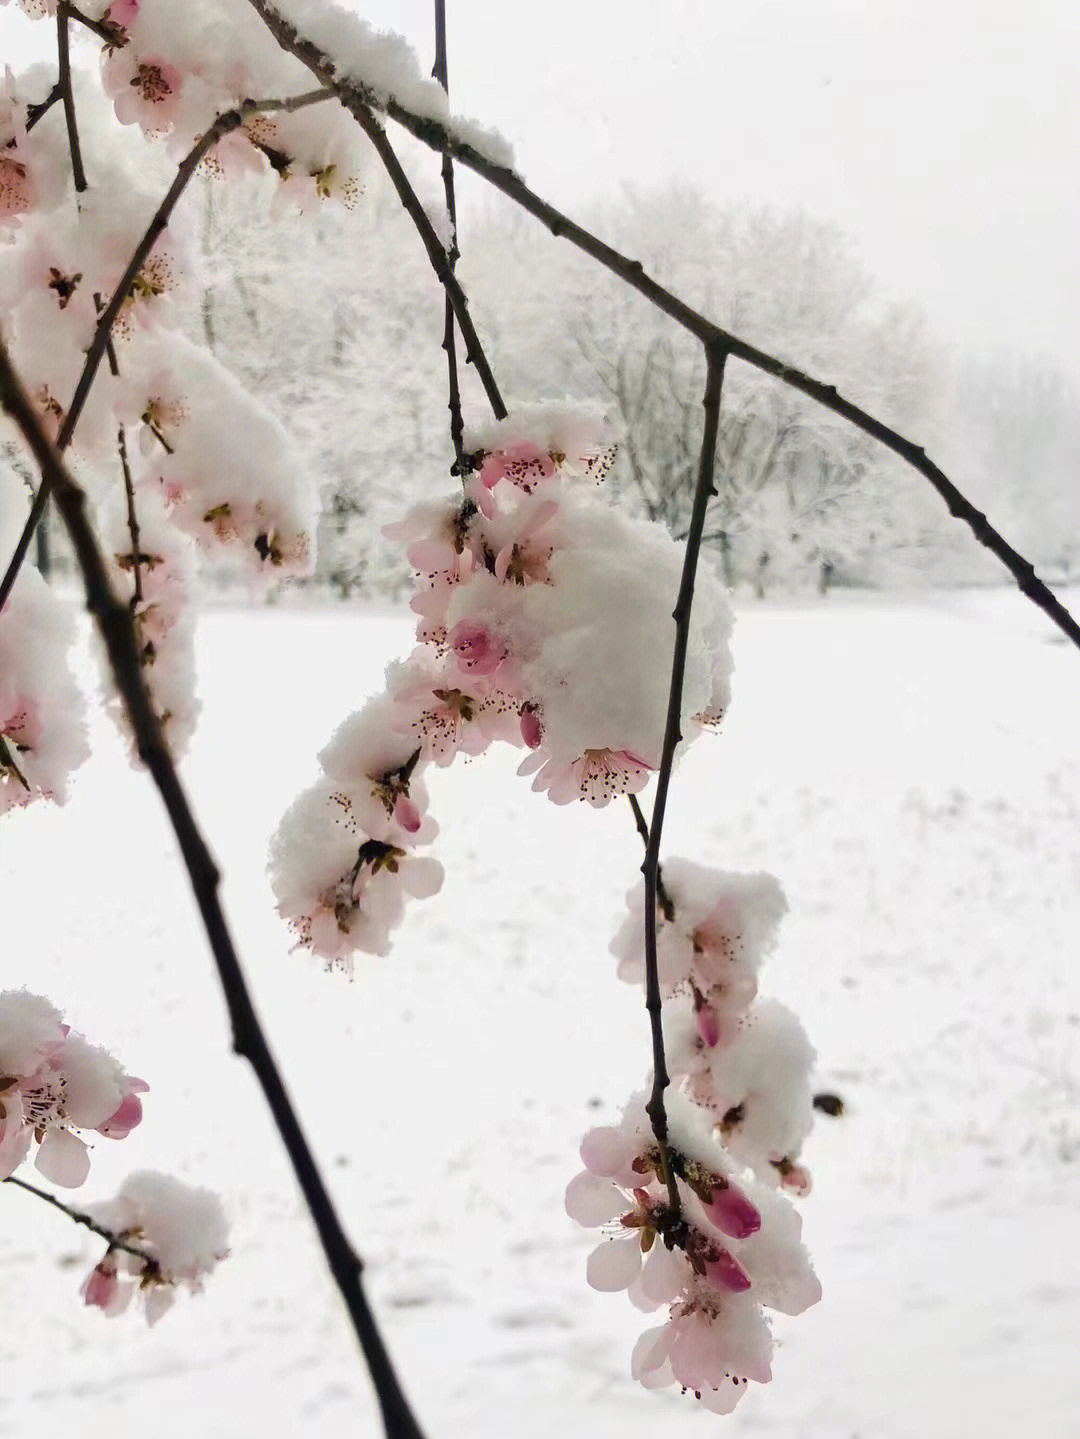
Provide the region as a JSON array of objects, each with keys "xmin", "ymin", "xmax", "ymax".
[{"xmin": 3, "ymin": 588, "xmax": 1079, "ymax": 1438}]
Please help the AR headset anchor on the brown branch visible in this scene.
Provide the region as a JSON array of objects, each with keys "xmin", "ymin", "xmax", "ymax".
[
  {"xmin": 62, "ymin": 1, "xmax": 125, "ymax": 47},
  {"xmin": 432, "ymin": 0, "xmax": 466, "ymax": 471},
  {"xmin": 0, "ymin": 339, "xmax": 425, "ymax": 1439},
  {"xmin": 243, "ymin": 0, "xmax": 1080, "ymax": 653},
  {"xmin": 642, "ymin": 343, "xmax": 727, "ymax": 1215},
  {"xmin": 0, "ymin": 88, "xmax": 332, "ymax": 615},
  {"xmin": 23, "ymin": 83, "xmax": 64, "ymax": 138},
  {"xmin": 244, "ymin": 0, "xmax": 505, "ymax": 424},
  {"xmin": 4, "ymin": 1174, "xmax": 157, "ymax": 1266},
  {"xmin": 57, "ymin": 5, "xmax": 87, "ymax": 194},
  {"xmin": 117, "ymin": 424, "xmax": 142, "ymax": 607},
  {"xmin": 351, "ymin": 106, "xmax": 505, "ymax": 422}
]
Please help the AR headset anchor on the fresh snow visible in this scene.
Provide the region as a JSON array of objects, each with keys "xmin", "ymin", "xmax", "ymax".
[{"xmin": 1, "ymin": 588, "xmax": 1078, "ymax": 1437}]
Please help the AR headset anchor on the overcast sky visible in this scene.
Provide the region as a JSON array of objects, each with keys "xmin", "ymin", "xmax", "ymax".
[{"xmin": 5, "ymin": 1, "xmax": 1078, "ymax": 382}]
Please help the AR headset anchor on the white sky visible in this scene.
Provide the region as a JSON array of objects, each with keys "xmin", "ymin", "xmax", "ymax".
[{"xmin": 5, "ymin": 1, "xmax": 1078, "ymax": 380}]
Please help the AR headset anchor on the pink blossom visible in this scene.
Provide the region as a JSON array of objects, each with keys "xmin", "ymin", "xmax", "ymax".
[
  {"xmin": 478, "ymin": 441, "xmax": 557, "ymax": 496},
  {"xmin": 0, "ymin": 991, "xmax": 146, "ymax": 1186},
  {"xmin": 448, "ymin": 620, "xmax": 508, "ymax": 676},
  {"xmin": 102, "ymin": 50, "xmax": 184, "ymax": 134},
  {"xmin": 518, "ymin": 747, "xmax": 655, "ymax": 807}
]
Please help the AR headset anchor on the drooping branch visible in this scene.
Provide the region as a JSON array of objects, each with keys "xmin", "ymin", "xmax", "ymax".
[
  {"xmin": 4, "ymin": 1174, "xmax": 157, "ymax": 1267},
  {"xmin": 0, "ymin": 339, "xmax": 426, "ymax": 1439},
  {"xmin": 57, "ymin": 4, "xmax": 87, "ymax": 194},
  {"xmin": 432, "ymin": 0, "xmax": 466, "ymax": 470},
  {"xmin": 0, "ymin": 87, "xmax": 332, "ymax": 615},
  {"xmin": 642, "ymin": 343, "xmax": 728, "ymax": 1215},
  {"xmin": 243, "ymin": 0, "xmax": 1080, "ymax": 654},
  {"xmin": 348, "ymin": 102, "xmax": 505, "ymax": 421}
]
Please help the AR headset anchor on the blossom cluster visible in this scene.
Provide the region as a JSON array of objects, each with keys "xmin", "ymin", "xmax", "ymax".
[
  {"xmin": 567, "ymin": 1091, "xmax": 819, "ymax": 1412},
  {"xmin": 0, "ymin": 989, "xmax": 228, "ymax": 1320},
  {"xmin": 0, "ymin": 989, "xmax": 146, "ymax": 1187},
  {"xmin": 566, "ymin": 864, "xmax": 819, "ymax": 1411},
  {"xmin": 612, "ymin": 862, "xmax": 815, "ymax": 1183},
  {"xmin": 269, "ymin": 405, "xmax": 734, "ymax": 965},
  {"xmin": 81, "ymin": 1170, "xmax": 230, "ymax": 1325}
]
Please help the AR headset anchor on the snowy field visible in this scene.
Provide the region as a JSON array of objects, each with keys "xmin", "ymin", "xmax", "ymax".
[{"xmin": 3, "ymin": 588, "xmax": 1079, "ymax": 1439}]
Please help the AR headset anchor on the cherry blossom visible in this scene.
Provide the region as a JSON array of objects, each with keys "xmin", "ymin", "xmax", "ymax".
[
  {"xmin": 82, "ymin": 1171, "xmax": 229, "ymax": 1323},
  {"xmin": 0, "ymin": 990, "xmax": 147, "ymax": 1187},
  {"xmin": 567, "ymin": 1089, "xmax": 820, "ymax": 1408}
]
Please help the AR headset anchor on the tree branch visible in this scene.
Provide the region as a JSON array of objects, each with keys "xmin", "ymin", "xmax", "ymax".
[
  {"xmin": 243, "ymin": 0, "xmax": 1080, "ymax": 653},
  {"xmin": 23, "ymin": 83, "xmax": 64, "ymax": 139},
  {"xmin": 348, "ymin": 103, "xmax": 505, "ymax": 422},
  {"xmin": 0, "ymin": 88, "xmax": 332, "ymax": 615},
  {"xmin": 0, "ymin": 339, "xmax": 425, "ymax": 1439},
  {"xmin": 57, "ymin": 4, "xmax": 87, "ymax": 195},
  {"xmin": 642, "ymin": 344, "xmax": 727, "ymax": 1215},
  {"xmin": 4, "ymin": 1174, "xmax": 157, "ymax": 1266},
  {"xmin": 62, "ymin": 1, "xmax": 125, "ymax": 48},
  {"xmin": 432, "ymin": 0, "xmax": 466, "ymax": 471}
]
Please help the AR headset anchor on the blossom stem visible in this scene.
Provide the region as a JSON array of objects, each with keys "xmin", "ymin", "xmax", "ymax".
[
  {"xmin": 57, "ymin": 4, "xmax": 87, "ymax": 194},
  {"xmin": 117, "ymin": 424, "xmax": 143, "ymax": 608},
  {"xmin": 244, "ymin": 0, "xmax": 1080, "ymax": 653},
  {"xmin": 23, "ymin": 83, "xmax": 64, "ymax": 138},
  {"xmin": 642, "ymin": 343, "xmax": 728, "ymax": 1217},
  {"xmin": 3, "ymin": 1174, "xmax": 155, "ymax": 1265},
  {"xmin": 0, "ymin": 88, "xmax": 333, "ymax": 615},
  {"xmin": 0, "ymin": 340, "xmax": 426, "ymax": 1439},
  {"xmin": 344, "ymin": 100, "xmax": 505, "ymax": 423},
  {"xmin": 432, "ymin": 0, "xmax": 466, "ymax": 473}
]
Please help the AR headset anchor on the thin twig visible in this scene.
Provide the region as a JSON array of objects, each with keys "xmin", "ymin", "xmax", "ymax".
[
  {"xmin": 0, "ymin": 340, "xmax": 425, "ymax": 1439},
  {"xmin": 4, "ymin": 1174, "xmax": 156, "ymax": 1265},
  {"xmin": 57, "ymin": 4, "xmax": 87, "ymax": 194},
  {"xmin": 243, "ymin": 0, "xmax": 1080, "ymax": 653},
  {"xmin": 349, "ymin": 104, "xmax": 505, "ymax": 421},
  {"xmin": 432, "ymin": 0, "xmax": 465, "ymax": 471},
  {"xmin": 642, "ymin": 344, "xmax": 727, "ymax": 1215},
  {"xmin": 0, "ymin": 88, "xmax": 332, "ymax": 615},
  {"xmin": 117, "ymin": 424, "xmax": 142, "ymax": 607},
  {"xmin": 61, "ymin": 1, "xmax": 124, "ymax": 47},
  {"xmin": 627, "ymin": 794, "xmax": 674, "ymax": 921},
  {"xmin": 23, "ymin": 83, "xmax": 64, "ymax": 138}
]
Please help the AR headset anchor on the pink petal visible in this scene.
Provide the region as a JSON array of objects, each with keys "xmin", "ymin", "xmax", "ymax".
[
  {"xmin": 630, "ymin": 1322, "xmax": 676, "ymax": 1380},
  {"xmin": 564, "ymin": 1170, "xmax": 623, "ymax": 1226},
  {"xmin": 35, "ymin": 1129, "xmax": 90, "ymax": 1188},
  {"xmin": 97, "ymin": 1090, "xmax": 144, "ymax": 1139},
  {"xmin": 586, "ymin": 1237, "xmax": 643, "ymax": 1292},
  {"xmin": 579, "ymin": 1125, "xmax": 639, "ymax": 1179}
]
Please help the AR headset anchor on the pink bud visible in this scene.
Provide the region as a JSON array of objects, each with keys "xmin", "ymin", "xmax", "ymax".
[
  {"xmin": 695, "ymin": 1001, "xmax": 721, "ymax": 1048},
  {"xmin": 82, "ymin": 1259, "xmax": 119, "ymax": 1310},
  {"xmin": 393, "ymin": 795, "xmax": 422, "ymax": 833},
  {"xmin": 780, "ymin": 1162, "xmax": 813, "ymax": 1197},
  {"xmin": 519, "ymin": 704, "xmax": 543, "ymax": 749},
  {"xmin": 705, "ymin": 1249, "xmax": 752, "ymax": 1293},
  {"xmin": 97, "ymin": 1090, "xmax": 144, "ymax": 1139},
  {"xmin": 703, "ymin": 1183, "xmax": 761, "ymax": 1239}
]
